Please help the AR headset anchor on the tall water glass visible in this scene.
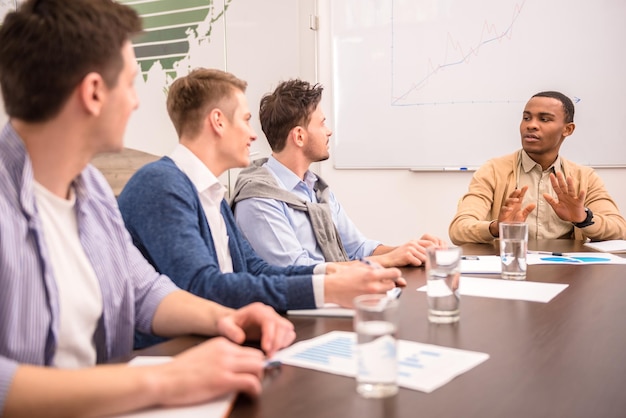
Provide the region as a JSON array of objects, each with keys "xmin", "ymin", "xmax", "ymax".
[
  {"xmin": 353, "ymin": 294, "xmax": 399, "ymax": 398},
  {"xmin": 499, "ymin": 222, "xmax": 528, "ymax": 280},
  {"xmin": 426, "ymin": 247, "xmax": 461, "ymax": 324}
]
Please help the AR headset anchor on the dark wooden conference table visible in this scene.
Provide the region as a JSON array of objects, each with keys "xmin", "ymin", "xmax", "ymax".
[{"xmin": 135, "ymin": 240, "xmax": 626, "ymax": 418}]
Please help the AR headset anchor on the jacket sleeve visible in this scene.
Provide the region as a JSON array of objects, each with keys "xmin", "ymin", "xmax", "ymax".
[
  {"xmin": 448, "ymin": 162, "xmax": 500, "ymax": 245},
  {"xmin": 579, "ymin": 168, "xmax": 626, "ymax": 241}
]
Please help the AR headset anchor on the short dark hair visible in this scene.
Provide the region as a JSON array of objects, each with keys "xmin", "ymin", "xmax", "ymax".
[
  {"xmin": 532, "ymin": 91, "xmax": 575, "ymax": 123},
  {"xmin": 0, "ymin": 0, "xmax": 142, "ymax": 122},
  {"xmin": 166, "ymin": 68, "xmax": 247, "ymax": 138},
  {"xmin": 259, "ymin": 79, "xmax": 323, "ymax": 152}
]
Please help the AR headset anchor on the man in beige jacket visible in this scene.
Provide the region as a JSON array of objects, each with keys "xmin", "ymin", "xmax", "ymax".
[{"xmin": 449, "ymin": 91, "xmax": 626, "ymax": 245}]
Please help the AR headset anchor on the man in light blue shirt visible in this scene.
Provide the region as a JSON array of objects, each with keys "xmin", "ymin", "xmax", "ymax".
[
  {"xmin": 118, "ymin": 68, "xmax": 404, "ymax": 330},
  {"xmin": 232, "ymin": 79, "xmax": 446, "ymax": 268}
]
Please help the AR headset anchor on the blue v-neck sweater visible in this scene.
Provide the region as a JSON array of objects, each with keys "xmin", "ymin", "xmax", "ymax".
[{"xmin": 118, "ymin": 158, "xmax": 317, "ymax": 316}]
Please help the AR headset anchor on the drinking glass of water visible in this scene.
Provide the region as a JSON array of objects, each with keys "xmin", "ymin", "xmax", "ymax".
[
  {"xmin": 499, "ymin": 222, "xmax": 528, "ymax": 280},
  {"xmin": 353, "ymin": 293, "xmax": 399, "ymax": 398},
  {"xmin": 426, "ymin": 246, "xmax": 461, "ymax": 324}
]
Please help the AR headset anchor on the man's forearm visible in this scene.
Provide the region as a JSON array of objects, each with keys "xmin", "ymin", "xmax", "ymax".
[
  {"xmin": 151, "ymin": 290, "xmax": 233, "ymax": 338},
  {"xmin": 4, "ymin": 363, "xmax": 165, "ymax": 418}
]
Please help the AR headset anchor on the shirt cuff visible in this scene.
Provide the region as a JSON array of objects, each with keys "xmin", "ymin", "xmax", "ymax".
[
  {"xmin": 312, "ymin": 274, "xmax": 326, "ymax": 308},
  {"xmin": 0, "ymin": 356, "xmax": 19, "ymax": 415},
  {"xmin": 481, "ymin": 220, "xmax": 498, "ymax": 241},
  {"xmin": 313, "ymin": 263, "xmax": 327, "ymax": 275}
]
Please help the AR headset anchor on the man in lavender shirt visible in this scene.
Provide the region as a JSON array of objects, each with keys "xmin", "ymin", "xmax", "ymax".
[{"xmin": 0, "ymin": 1, "xmax": 296, "ymax": 416}]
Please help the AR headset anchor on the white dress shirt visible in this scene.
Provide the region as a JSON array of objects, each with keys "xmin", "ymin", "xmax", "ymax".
[{"xmin": 169, "ymin": 144, "xmax": 234, "ymax": 273}]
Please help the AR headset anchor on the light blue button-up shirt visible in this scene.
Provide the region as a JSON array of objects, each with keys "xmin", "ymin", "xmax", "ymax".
[
  {"xmin": 0, "ymin": 123, "xmax": 179, "ymax": 412},
  {"xmin": 234, "ymin": 156, "xmax": 380, "ymax": 266}
]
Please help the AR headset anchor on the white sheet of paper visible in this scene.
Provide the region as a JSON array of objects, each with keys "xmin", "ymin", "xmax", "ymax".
[
  {"xmin": 461, "ymin": 255, "xmax": 502, "ymax": 273},
  {"xmin": 272, "ymin": 331, "xmax": 488, "ymax": 393},
  {"xmin": 584, "ymin": 240, "xmax": 626, "ymax": 253},
  {"xmin": 527, "ymin": 252, "xmax": 626, "ymax": 265},
  {"xmin": 287, "ymin": 303, "xmax": 354, "ymax": 317},
  {"xmin": 113, "ymin": 357, "xmax": 235, "ymax": 418},
  {"xmin": 418, "ymin": 276, "xmax": 568, "ymax": 303}
]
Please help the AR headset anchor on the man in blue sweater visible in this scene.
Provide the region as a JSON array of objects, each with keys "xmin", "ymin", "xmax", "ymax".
[{"xmin": 118, "ymin": 69, "xmax": 403, "ymax": 337}]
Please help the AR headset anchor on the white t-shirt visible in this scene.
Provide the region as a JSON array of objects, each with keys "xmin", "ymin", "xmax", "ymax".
[{"xmin": 34, "ymin": 182, "xmax": 103, "ymax": 368}]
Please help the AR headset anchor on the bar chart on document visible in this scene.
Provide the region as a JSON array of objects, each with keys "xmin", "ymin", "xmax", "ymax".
[
  {"xmin": 273, "ymin": 331, "xmax": 489, "ymax": 393},
  {"xmin": 329, "ymin": 0, "xmax": 626, "ymax": 169}
]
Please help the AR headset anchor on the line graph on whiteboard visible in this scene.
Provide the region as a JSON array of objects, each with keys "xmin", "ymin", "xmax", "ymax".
[
  {"xmin": 391, "ymin": 0, "xmax": 535, "ymax": 107},
  {"xmin": 392, "ymin": 0, "xmax": 527, "ymax": 106}
]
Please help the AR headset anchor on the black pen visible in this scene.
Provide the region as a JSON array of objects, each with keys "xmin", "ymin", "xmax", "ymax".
[
  {"xmin": 461, "ymin": 256, "xmax": 479, "ymax": 260},
  {"xmin": 360, "ymin": 258, "xmax": 382, "ymax": 269},
  {"xmin": 360, "ymin": 258, "xmax": 403, "ymax": 287},
  {"xmin": 264, "ymin": 360, "xmax": 282, "ymax": 370},
  {"xmin": 528, "ymin": 251, "xmax": 564, "ymax": 256}
]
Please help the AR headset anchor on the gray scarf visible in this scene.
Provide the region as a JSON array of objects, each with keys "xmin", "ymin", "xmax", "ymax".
[{"xmin": 231, "ymin": 158, "xmax": 349, "ymax": 262}]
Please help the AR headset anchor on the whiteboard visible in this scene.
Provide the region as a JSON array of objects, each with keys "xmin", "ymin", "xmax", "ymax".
[{"xmin": 327, "ymin": 0, "xmax": 626, "ymax": 169}]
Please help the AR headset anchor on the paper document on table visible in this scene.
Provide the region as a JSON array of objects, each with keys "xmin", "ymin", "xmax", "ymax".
[
  {"xmin": 461, "ymin": 255, "xmax": 501, "ymax": 274},
  {"xmin": 417, "ymin": 276, "xmax": 568, "ymax": 303},
  {"xmin": 583, "ymin": 240, "xmax": 626, "ymax": 253},
  {"xmin": 114, "ymin": 356, "xmax": 235, "ymax": 418},
  {"xmin": 527, "ymin": 252, "xmax": 626, "ymax": 265},
  {"xmin": 287, "ymin": 303, "xmax": 354, "ymax": 317},
  {"xmin": 272, "ymin": 331, "xmax": 489, "ymax": 393}
]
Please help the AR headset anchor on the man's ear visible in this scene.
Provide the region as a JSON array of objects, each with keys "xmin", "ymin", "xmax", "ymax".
[
  {"xmin": 562, "ymin": 122, "xmax": 576, "ymax": 138},
  {"xmin": 207, "ymin": 108, "xmax": 225, "ymax": 133},
  {"xmin": 290, "ymin": 126, "xmax": 305, "ymax": 147},
  {"xmin": 79, "ymin": 72, "xmax": 106, "ymax": 116}
]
